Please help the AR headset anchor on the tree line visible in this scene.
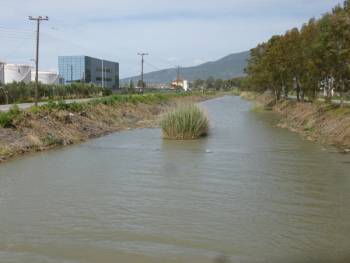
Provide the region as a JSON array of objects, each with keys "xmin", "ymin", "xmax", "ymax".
[
  {"xmin": 192, "ymin": 77, "xmax": 243, "ymax": 91},
  {"xmin": 243, "ymin": 0, "xmax": 350, "ymax": 103},
  {"xmin": 0, "ymin": 82, "xmax": 112, "ymax": 105}
]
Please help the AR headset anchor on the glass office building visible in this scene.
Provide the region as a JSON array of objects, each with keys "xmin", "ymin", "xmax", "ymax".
[{"xmin": 58, "ymin": 56, "xmax": 119, "ymax": 90}]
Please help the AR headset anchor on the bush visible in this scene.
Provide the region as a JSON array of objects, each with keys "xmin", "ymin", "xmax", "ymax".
[
  {"xmin": 161, "ymin": 104, "xmax": 209, "ymax": 140},
  {"xmin": 0, "ymin": 105, "xmax": 22, "ymax": 128},
  {"xmin": 0, "ymin": 82, "xmax": 106, "ymax": 105}
]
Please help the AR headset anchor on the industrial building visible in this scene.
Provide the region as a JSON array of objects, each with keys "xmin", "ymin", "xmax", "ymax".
[
  {"xmin": 0, "ymin": 62, "xmax": 60, "ymax": 85},
  {"xmin": 3, "ymin": 64, "xmax": 31, "ymax": 84},
  {"xmin": 0, "ymin": 62, "xmax": 4, "ymax": 84},
  {"xmin": 31, "ymin": 71, "xmax": 60, "ymax": 84},
  {"xmin": 58, "ymin": 56, "xmax": 119, "ymax": 90}
]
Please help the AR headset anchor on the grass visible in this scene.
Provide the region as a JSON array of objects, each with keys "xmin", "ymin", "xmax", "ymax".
[
  {"xmin": 231, "ymin": 88, "xmax": 241, "ymax": 96},
  {"xmin": 0, "ymin": 105, "xmax": 22, "ymax": 128},
  {"xmin": 0, "ymin": 92, "xmax": 216, "ymax": 129},
  {"xmin": 161, "ymin": 104, "xmax": 209, "ymax": 140}
]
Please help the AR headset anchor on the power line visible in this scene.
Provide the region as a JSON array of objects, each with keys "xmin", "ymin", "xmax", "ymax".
[
  {"xmin": 144, "ymin": 60, "xmax": 163, "ymax": 71},
  {"xmin": 0, "ymin": 26, "xmax": 35, "ymax": 33}
]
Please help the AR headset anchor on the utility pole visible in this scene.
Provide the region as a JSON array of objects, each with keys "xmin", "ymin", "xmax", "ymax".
[
  {"xmin": 137, "ymin": 52, "xmax": 148, "ymax": 91},
  {"xmin": 29, "ymin": 16, "xmax": 49, "ymax": 106},
  {"xmin": 70, "ymin": 65, "xmax": 73, "ymax": 83},
  {"xmin": 101, "ymin": 59, "xmax": 104, "ymax": 89},
  {"xmin": 176, "ymin": 66, "xmax": 180, "ymax": 88}
]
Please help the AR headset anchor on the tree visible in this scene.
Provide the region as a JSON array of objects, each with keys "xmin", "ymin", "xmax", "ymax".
[
  {"xmin": 193, "ymin": 79, "xmax": 205, "ymax": 90},
  {"xmin": 205, "ymin": 77, "xmax": 215, "ymax": 90},
  {"xmin": 244, "ymin": 0, "xmax": 350, "ymax": 103}
]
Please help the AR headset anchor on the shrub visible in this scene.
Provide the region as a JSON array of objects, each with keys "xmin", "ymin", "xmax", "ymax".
[
  {"xmin": 0, "ymin": 105, "xmax": 22, "ymax": 128},
  {"xmin": 0, "ymin": 112, "xmax": 13, "ymax": 128},
  {"xmin": 161, "ymin": 104, "xmax": 209, "ymax": 140}
]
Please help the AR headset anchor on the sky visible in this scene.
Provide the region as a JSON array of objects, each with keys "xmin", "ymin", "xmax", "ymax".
[{"xmin": 0, "ymin": 0, "xmax": 343, "ymax": 78}]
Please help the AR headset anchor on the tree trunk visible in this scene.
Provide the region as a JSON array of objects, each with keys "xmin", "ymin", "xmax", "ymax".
[
  {"xmin": 294, "ymin": 77, "xmax": 300, "ymax": 102},
  {"xmin": 340, "ymin": 81, "xmax": 345, "ymax": 107},
  {"xmin": 301, "ymin": 88, "xmax": 305, "ymax": 102}
]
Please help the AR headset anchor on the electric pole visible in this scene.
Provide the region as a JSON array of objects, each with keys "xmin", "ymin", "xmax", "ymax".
[
  {"xmin": 176, "ymin": 66, "xmax": 180, "ymax": 88},
  {"xmin": 101, "ymin": 59, "xmax": 104, "ymax": 89},
  {"xmin": 29, "ymin": 16, "xmax": 49, "ymax": 106},
  {"xmin": 137, "ymin": 52, "xmax": 148, "ymax": 91}
]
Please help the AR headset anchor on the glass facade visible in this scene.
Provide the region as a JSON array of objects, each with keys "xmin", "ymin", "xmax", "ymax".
[{"xmin": 58, "ymin": 56, "xmax": 119, "ymax": 90}]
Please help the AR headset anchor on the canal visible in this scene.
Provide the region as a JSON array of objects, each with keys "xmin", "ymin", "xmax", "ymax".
[{"xmin": 0, "ymin": 96, "xmax": 349, "ymax": 263}]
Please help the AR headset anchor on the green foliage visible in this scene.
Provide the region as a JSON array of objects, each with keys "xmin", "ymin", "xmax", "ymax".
[
  {"xmin": 28, "ymin": 106, "xmax": 41, "ymax": 114},
  {"xmin": 192, "ymin": 77, "xmax": 244, "ymax": 91},
  {"xmin": 0, "ymin": 82, "xmax": 109, "ymax": 105},
  {"xmin": 0, "ymin": 105, "xmax": 22, "ymax": 128},
  {"xmin": 91, "ymin": 93, "xmax": 183, "ymax": 107},
  {"xmin": 0, "ymin": 112, "xmax": 13, "ymax": 128},
  {"xmin": 161, "ymin": 104, "xmax": 209, "ymax": 140},
  {"xmin": 243, "ymin": 1, "xmax": 350, "ymax": 103}
]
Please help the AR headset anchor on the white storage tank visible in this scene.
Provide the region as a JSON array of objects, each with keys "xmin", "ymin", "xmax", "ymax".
[
  {"xmin": 4, "ymin": 64, "xmax": 31, "ymax": 84},
  {"xmin": 31, "ymin": 71, "xmax": 59, "ymax": 84},
  {"xmin": 0, "ymin": 62, "xmax": 4, "ymax": 85}
]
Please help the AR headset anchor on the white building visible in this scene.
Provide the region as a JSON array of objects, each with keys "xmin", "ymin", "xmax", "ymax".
[
  {"xmin": 31, "ymin": 71, "xmax": 60, "ymax": 84},
  {"xmin": 4, "ymin": 64, "xmax": 31, "ymax": 84},
  {"xmin": 171, "ymin": 79, "xmax": 190, "ymax": 91},
  {"xmin": 0, "ymin": 62, "xmax": 4, "ymax": 84}
]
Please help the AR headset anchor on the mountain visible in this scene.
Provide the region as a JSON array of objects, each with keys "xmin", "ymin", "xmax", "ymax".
[{"xmin": 121, "ymin": 51, "xmax": 250, "ymax": 84}]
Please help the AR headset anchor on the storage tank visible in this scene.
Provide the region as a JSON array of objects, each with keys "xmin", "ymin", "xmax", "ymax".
[
  {"xmin": 31, "ymin": 71, "xmax": 59, "ymax": 84},
  {"xmin": 4, "ymin": 64, "xmax": 31, "ymax": 84},
  {"xmin": 0, "ymin": 62, "xmax": 4, "ymax": 85}
]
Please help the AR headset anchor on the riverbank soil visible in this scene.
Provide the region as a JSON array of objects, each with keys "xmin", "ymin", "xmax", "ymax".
[
  {"xmin": 251, "ymin": 92, "xmax": 350, "ymax": 151},
  {"xmin": 0, "ymin": 94, "xmax": 212, "ymax": 163}
]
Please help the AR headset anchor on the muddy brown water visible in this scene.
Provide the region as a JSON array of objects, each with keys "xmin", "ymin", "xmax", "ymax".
[{"xmin": 0, "ymin": 96, "xmax": 350, "ymax": 263}]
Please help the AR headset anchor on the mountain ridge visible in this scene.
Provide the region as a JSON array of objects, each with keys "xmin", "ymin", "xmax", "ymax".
[{"xmin": 121, "ymin": 50, "xmax": 250, "ymax": 84}]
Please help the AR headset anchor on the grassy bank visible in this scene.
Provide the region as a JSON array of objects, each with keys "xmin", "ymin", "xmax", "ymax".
[
  {"xmin": 0, "ymin": 92, "xmax": 217, "ymax": 163},
  {"xmin": 273, "ymin": 100, "xmax": 350, "ymax": 151},
  {"xmin": 240, "ymin": 91, "xmax": 350, "ymax": 152}
]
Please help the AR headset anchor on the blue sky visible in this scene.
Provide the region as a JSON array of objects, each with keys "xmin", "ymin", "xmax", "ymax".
[{"xmin": 0, "ymin": 0, "xmax": 342, "ymax": 78}]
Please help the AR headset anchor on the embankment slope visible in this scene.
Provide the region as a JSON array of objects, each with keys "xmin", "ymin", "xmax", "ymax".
[
  {"xmin": 251, "ymin": 92, "xmax": 350, "ymax": 151},
  {"xmin": 0, "ymin": 94, "xmax": 214, "ymax": 163}
]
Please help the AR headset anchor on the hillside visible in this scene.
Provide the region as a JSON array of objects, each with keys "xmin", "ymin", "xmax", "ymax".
[{"xmin": 122, "ymin": 51, "xmax": 249, "ymax": 84}]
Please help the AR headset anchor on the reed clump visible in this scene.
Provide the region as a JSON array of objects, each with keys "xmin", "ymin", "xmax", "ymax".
[{"xmin": 161, "ymin": 104, "xmax": 209, "ymax": 140}]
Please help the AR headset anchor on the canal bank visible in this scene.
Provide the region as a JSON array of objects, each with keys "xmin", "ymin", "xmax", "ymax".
[
  {"xmin": 0, "ymin": 93, "xmax": 217, "ymax": 163},
  {"xmin": 242, "ymin": 92, "xmax": 350, "ymax": 152}
]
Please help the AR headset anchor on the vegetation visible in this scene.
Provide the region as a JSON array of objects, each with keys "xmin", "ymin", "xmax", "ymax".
[
  {"xmin": 243, "ymin": 0, "xmax": 350, "ymax": 105},
  {"xmin": 0, "ymin": 105, "xmax": 21, "ymax": 128},
  {"xmin": 192, "ymin": 77, "xmax": 244, "ymax": 91},
  {"xmin": 0, "ymin": 82, "xmax": 112, "ymax": 105},
  {"xmin": 0, "ymin": 92, "xmax": 213, "ymax": 129},
  {"xmin": 161, "ymin": 104, "xmax": 209, "ymax": 140}
]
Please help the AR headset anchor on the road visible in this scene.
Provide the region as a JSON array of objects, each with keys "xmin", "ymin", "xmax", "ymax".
[
  {"xmin": 1, "ymin": 95, "xmax": 349, "ymax": 112},
  {"xmin": 0, "ymin": 98, "xmax": 99, "ymax": 112}
]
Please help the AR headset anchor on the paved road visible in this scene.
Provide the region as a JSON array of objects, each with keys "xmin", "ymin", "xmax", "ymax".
[{"xmin": 0, "ymin": 98, "xmax": 100, "ymax": 112}]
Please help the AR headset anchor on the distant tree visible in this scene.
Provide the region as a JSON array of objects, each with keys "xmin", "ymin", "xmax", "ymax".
[
  {"xmin": 205, "ymin": 77, "xmax": 215, "ymax": 90},
  {"xmin": 213, "ymin": 79, "xmax": 223, "ymax": 90},
  {"xmin": 192, "ymin": 79, "xmax": 205, "ymax": 90}
]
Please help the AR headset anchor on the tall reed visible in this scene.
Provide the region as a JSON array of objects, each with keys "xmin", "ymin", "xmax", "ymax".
[{"xmin": 161, "ymin": 104, "xmax": 209, "ymax": 140}]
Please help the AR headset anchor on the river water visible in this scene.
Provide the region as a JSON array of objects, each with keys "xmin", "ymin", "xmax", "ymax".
[{"xmin": 0, "ymin": 96, "xmax": 349, "ymax": 263}]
